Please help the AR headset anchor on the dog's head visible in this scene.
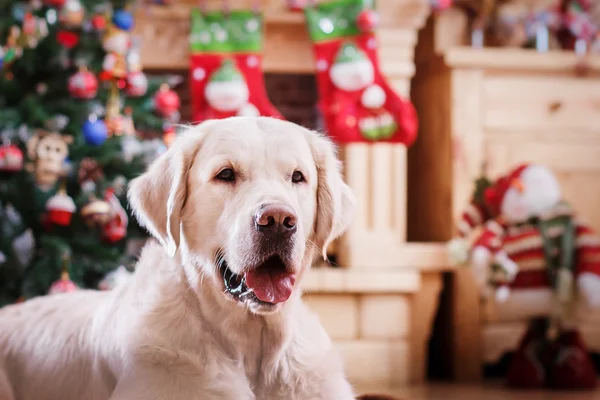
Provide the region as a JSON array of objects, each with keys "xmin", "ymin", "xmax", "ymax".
[{"xmin": 128, "ymin": 117, "xmax": 355, "ymax": 314}]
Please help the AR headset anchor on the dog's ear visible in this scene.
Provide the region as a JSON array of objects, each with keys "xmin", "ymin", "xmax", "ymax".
[
  {"xmin": 128, "ymin": 129, "xmax": 202, "ymax": 258},
  {"xmin": 310, "ymin": 132, "xmax": 355, "ymax": 259}
]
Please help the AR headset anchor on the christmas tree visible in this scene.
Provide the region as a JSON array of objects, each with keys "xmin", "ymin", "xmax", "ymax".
[{"xmin": 0, "ymin": 0, "xmax": 181, "ymax": 306}]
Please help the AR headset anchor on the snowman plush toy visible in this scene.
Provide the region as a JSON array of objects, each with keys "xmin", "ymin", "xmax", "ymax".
[
  {"xmin": 204, "ymin": 59, "xmax": 259, "ymax": 119},
  {"xmin": 449, "ymin": 163, "xmax": 600, "ymax": 389}
]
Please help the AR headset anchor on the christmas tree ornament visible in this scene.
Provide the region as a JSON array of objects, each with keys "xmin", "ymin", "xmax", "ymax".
[
  {"xmin": 1, "ymin": 27, "xmax": 24, "ymax": 69},
  {"xmin": 101, "ymin": 12, "xmax": 133, "ymax": 80},
  {"xmin": 304, "ymin": 0, "xmax": 418, "ymax": 144},
  {"xmin": 56, "ymin": 30, "xmax": 79, "ymax": 48},
  {"xmin": 189, "ymin": 8, "xmax": 282, "ymax": 122},
  {"xmin": 449, "ymin": 163, "xmax": 600, "ymax": 389},
  {"xmin": 80, "ymin": 197, "xmax": 112, "ymax": 227},
  {"xmin": 112, "ymin": 10, "xmax": 134, "ymax": 31},
  {"xmin": 26, "ymin": 130, "xmax": 73, "ymax": 189},
  {"xmin": 101, "ymin": 189, "xmax": 128, "ymax": 243},
  {"xmin": 563, "ymin": 0, "xmax": 597, "ymax": 52},
  {"xmin": 111, "ymin": 175, "xmax": 127, "ymax": 196},
  {"xmin": 154, "ymin": 83, "xmax": 181, "ymax": 119},
  {"xmin": 45, "ymin": 186, "xmax": 76, "ymax": 226},
  {"xmin": 287, "ymin": 0, "xmax": 308, "ymax": 11},
  {"xmin": 68, "ymin": 66, "xmax": 98, "ymax": 99},
  {"xmin": 0, "ymin": 143, "xmax": 24, "ymax": 174},
  {"xmin": 43, "ymin": 0, "xmax": 66, "ymax": 7},
  {"xmin": 356, "ymin": 9, "xmax": 379, "ymax": 32},
  {"xmin": 20, "ymin": 12, "xmax": 48, "ymax": 48},
  {"xmin": 59, "ymin": 0, "xmax": 85, "ymax": 29},
  {"xmin": 98, "ymin": 265, "xmax": 132, "ymax": 290},
  {"xmin": 126, "ymin": 71, "xmax": 148, "ymax": 97},
  {"xmin": 91, "ymin": 14, "xmax": 107, "ymax": 31},
  {"xmin": 77, "ymin": 157, "xmax": 104, "ymax": 184},
  {"xmin": 49, "ymin": 255, "xmax": 78, "ymax": 295},
  {"xmin": 82, "ymin": 115, "xmax": 108, "ymax": 145}
]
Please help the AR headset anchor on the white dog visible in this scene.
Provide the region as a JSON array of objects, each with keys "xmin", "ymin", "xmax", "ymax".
[{"xmin": 0, "ymin": 117, "xmax": 361, "ymax": 400}]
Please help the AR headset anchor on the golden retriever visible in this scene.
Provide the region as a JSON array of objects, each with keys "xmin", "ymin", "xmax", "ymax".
[{"xmin": 0, "ymin": 117, "xmax": 367, "ymax": 399}]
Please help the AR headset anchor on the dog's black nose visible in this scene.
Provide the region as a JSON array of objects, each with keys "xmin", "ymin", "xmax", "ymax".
[{"xmin": 255, "ymin": 204, "xmax": 297, "ymax": 237}]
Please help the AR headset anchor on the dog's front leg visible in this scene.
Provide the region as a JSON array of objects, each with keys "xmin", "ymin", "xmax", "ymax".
[{"xmin": 109, "ymin": 363, "xmax": 254, "ymax": 400}]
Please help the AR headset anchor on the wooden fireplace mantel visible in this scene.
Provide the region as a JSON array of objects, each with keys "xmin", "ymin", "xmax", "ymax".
[{"xmin": 134, "ymin": 0, "xmax": 429, "ymax": 83}]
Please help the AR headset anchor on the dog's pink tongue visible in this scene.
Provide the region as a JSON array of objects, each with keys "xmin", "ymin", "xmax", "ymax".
[{"xmin": 245, "ymin": 269, "xmax": 296, "ymax": 304}]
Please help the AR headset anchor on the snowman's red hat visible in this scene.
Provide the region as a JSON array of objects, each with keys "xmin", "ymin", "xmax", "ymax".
[
  {"xmin": 456, "ymin": 163, "xmax": 530, "ymax": 238},
  {"xmin": 483, "ymin": 163, "xmax": 530, "ymax": 217}
]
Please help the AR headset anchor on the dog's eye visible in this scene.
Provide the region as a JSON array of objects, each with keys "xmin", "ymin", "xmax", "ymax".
[
  {"xmin": 291, "ymin": 171, "xmax": 305, "ymax": 184},
  {"xmin": 216, "ymin": 168, "xmax": 235, "ymax": 182}
]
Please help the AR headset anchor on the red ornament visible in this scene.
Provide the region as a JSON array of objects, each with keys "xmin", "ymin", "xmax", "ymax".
[
  {"xmin": 68, "ymin": 67, "xmax": 98, "ymax": 99},
  {"xmin": 356, "ymin": 9, "xmax": 379, "ymax": 32},
  {"xmin": 44, "ymin": 0, "xmax": 66, "ymax": 7},
  {"xmin": 56, "ymin": 30, "xmax": 80, "ymax": 49},
  {"xmin": 102, "ymin": 189, "xmax": 128, "ymax": 243},
  {"xmin": 154, "ymin": 84, "xmax": 181, "ymax": 118},
  {"xmin": 49, "ymin": 271, "xmax": 78, "ymax": 295},
  {"xmin": 430, "ymin": 0, "xmax": 453, "ymax": 12},
  {"xmin": 0, "ymin": 144, "xmax": 24, "ymax": 173},
  {"xmin": 45, "ymin": 191, "xmax": 76, "ymax": 226},
  {"xmin": 126, "ymin": 71, "xmax": 148, "ymax": 97},
  {"xmin": 91, "ymin": 14, "xmax": 107, "ymax": 31},
  {"xmin": 287, "ymin": 0, "xmax": 307, "ymax": 11}
]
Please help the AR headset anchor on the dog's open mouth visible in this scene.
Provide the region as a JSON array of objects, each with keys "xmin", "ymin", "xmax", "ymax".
[{"xmin": 219, "ymin": 255, "xmax": 296, "ymax": 305}]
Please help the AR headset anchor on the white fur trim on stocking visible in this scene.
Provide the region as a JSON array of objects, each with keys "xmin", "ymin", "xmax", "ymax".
[{"xmin": 578, "ymin": 272, "xmax": 600, "ymax": 308}]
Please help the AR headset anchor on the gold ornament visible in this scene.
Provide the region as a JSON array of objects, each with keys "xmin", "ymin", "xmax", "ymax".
[{"xmin": 80, "ymin": 197, "xmax": 112, "ymax": 227}]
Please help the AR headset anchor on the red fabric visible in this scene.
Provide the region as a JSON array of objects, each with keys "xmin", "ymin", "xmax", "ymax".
[
  {"xmin": 548, "ymin": 329, "xmax": 597, "ymax": 389},
  {"xmin": 506, "ymin": 321, "xmax": 548, "ymax": 388},
  {"xmin": 311, "ymin": 33, "xmax": 418, "ymax": 145},
  {"xmin": 472, "ymin": 216, "xmax": 600, "ymax": 290},
  {"xmin": 484, "ymin": 163, "xmax": 529, "ymax": 216},
  {"xmin": 189, "ymin": 53, "xmax": 282, "ymax": 123},
  {"xmin": 234, "ymin": 53, "xmax": 283, "ymax": 119}
]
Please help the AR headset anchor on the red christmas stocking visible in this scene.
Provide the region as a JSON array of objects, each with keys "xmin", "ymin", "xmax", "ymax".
[
  {"xmin": 189, "ymin": 9, "xmax": 282, "ymax": 122},
  {"xmin": 304, "ymin": 0, "xmax": 418, "ymax": 145}
]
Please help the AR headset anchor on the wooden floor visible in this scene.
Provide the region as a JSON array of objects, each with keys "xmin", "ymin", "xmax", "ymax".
[{"xmin": 356, "ymin": 382, "xmax": 600, "ymax": 400}]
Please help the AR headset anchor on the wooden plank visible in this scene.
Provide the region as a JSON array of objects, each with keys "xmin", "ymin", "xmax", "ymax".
[
  {"xmin": 344, "ymin": 144, "xmax": 371, "ymax": 232},
  {"xmin": 445, "ymin": 47, "xmax": 600, "ymax": 74},
  {"xmin": 392, "ymin": 145, "xmax": 407, "ymax": 237},
  {"xmin": 483, "ymin": 322, "xmax": 527, "ymax": 364},
  {"xmin": 410, "ymin": 272, "xmax": 444, "ymax": 383},
  {"xmin": 483, "ymin": 76, "xmax": 600, "ymax": 133},
  {"xmin": 371, "ymin": 144, "xmax": 394, "ymax": 230},
  {"xmin": 301, "ymin": 269, "xmax": 421, "ymax": 294}
]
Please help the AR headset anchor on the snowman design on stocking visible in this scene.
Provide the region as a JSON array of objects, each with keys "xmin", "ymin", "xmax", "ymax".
[
  {"xmin": 204, "ymin": 59, "xmax": 259, "ymax": 119},
  {"xmin": 329, "ymin": 42, "xmax": 396, "ymax": 141}
]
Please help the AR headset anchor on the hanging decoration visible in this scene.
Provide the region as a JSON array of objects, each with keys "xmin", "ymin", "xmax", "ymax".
[
  {"xmin": 101, "ymin": 188, "xmax": 128, "ymax": 243},
  {"xmin": 0, "ymin": 142, "xmax": 24, "ymax": 174},
  {"xmin": 304, "ymin": 0, "xmax": 418, "ymax": 144},
  {"xmin": 48, "ymin": 254, "xmax": 78, "ymax": 295},
  {"xmin": 45, "ymin": 182, "xmax": 76, "ymax": 227},
  {"xmin": 189, "ymin": 6, "xmax": 281, "ymax": 121},
  {"xmin": 25, "ymin": 130, "xmax": 73, "ymax": 189},
  {"xmin": 68, "ymin": 66, "xmax": 99, "ymax": 99},
  {"xmin": 59, "ymin": 0, "xmax": 86, "ymax": 29},
  {"xmin": 82, "ymin": 115, "xmax": 108, "ymax": 145}
]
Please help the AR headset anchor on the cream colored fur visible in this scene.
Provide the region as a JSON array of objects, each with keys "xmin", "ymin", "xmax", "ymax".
[{"xmin": 0, "ymin": 117, "xmax": 357, "ymax": 400}]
